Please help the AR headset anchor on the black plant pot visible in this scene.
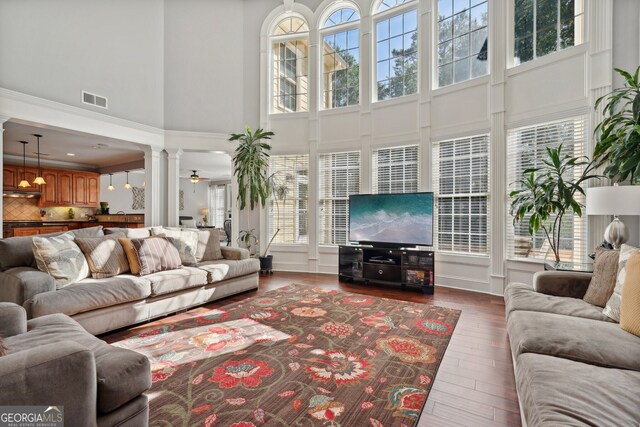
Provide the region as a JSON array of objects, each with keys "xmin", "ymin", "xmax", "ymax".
[{"xmin": 259, "ymin": 255, "xmax": 273, "ymax": 275}]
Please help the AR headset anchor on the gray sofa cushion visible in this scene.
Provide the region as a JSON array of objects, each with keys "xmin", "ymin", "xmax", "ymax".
[
  {"xmin": 0, "ymin": 267, "xmax": 56, "ymax": 305},
  {"xmin": 508, "ymin": 310, "xmax": 640, "ymax": 371},
  {"xmin": 7, "ymin": 313, "xmax": 150, "ymax": 414},
  {"xmin": 196, "ymin": 258, "xmax": 260, "ymax": 283},
  {"xmin": 24, "ymin": 275, "xmax": 151, "ymax": 318},
  {"xmin": 146, "ymin": 266, "xmax": 208, "ymax": 296},
  {"xmin": 104, "ymin": 227, "xmax": 151, "ymax": 238},
  {"xmin": 516, "ymin": 353, "xmax": 640, "ymax": 427},
  {"xmin": 504, "ymin": 282, "xmax": 613, "ymax": 322},
  {"xmin": 0, "ymin": 226, "xmax": 104, "ymax": 271}
]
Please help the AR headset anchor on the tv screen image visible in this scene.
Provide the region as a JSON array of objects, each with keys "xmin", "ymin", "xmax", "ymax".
[{"xmin": 348, "ymin": 192, "xmax": 433, "ymax": 247}]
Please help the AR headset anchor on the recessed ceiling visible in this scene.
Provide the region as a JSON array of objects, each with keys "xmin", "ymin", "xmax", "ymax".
[{"xmin": 3, "ymin": 121, "xmax": 145, "ymax": 170}]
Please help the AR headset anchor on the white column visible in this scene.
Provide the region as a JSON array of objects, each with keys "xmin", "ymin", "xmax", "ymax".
[
  {"xmin": 0, "ymin": 116, "xmax": 10, "ymax": 238},
  {"xmin": 489, "ymin": 0, "xmax": 507, "ymax": 294},
  {"xmin": 587, "ymin": 0, "xmax": 614, "ymax": 252},
  {"xmin": 165, "ymin": 148, "xmax": 183, "ymax": 227},
  {"xmin": 144, "ymin": 146, "xmax": 162, "ymax": 227}
]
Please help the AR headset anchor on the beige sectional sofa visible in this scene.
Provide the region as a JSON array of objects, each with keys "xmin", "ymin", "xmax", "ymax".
[
  {"xmin": 505, "ymin": 271, "xmax": 640, "ymax": 426},
  {"xmin": 0, "ymin": 226, "xmax": 260, "ymax": 335}
]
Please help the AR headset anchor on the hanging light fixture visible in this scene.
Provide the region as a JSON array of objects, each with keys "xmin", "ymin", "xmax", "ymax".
[
  {"xmin": 32, "ymin": 134, "xmax": 46, "ymax": 185},
  {"xmin": 18, "ymin": 141, "xmax": 31, "ymax": 188},
  {"xmin": 107, "ymin": 173, "xmax": 115, "ymax": 191},
  {"xmin": 190, "ymin": 170, "xmax": 200, "ymax": 184},
  {"xmin": 124, "ymin": 171, "xmax": 132, "ymax": 189}
]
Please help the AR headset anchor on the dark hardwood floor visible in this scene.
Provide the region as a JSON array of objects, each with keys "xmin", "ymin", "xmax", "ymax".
[{"xmin": 105, "ymin": 272, "xmax": 521, "ymax": 427}]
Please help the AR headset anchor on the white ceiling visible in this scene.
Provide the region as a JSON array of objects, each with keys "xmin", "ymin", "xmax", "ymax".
[{"xmin": 3, "ymin": 121, "xmax": 232, "ymax": 180}]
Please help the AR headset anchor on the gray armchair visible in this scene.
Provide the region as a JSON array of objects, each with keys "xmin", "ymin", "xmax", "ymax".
[{"xmin": 0, "ymin": 303, "xmax": 151, "ymax": 427}]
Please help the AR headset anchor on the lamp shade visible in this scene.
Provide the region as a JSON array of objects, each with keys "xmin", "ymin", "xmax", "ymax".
[
  {"xmin": 200, "ymin": 208, "xmax": 209, "ymax": 215},
  {"xmin": 586, "ymin": 186, "xmax": 640, "ymax": 215}
]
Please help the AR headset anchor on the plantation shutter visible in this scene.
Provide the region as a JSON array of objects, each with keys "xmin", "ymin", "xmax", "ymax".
[
  {"xmin": 372, "ymin": 145, "xmax": 419, "ymax": 194},
  {"xmin": 211, "ymin": 185, "xmax": 226, "ymax": 227},
  {"xmin": 506, "ymin": 116, "xmax": 588, "ymax": 263},
  {"xmin": 268, "ymin": 155, "xmax": 309, "ymax": 244},
  {"xmin": 433, "ymin": 135, "xmax": 490, "ymax": 254},
  {"xmin": 319, "ymin": 151, "xmax": 361, "ymax": 245}
]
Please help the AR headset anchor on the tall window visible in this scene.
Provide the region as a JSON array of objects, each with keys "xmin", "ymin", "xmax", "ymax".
[
  {"xmin": 514, "ymin": 0, "xmax": 584, "ymax": 65},
  {"xmin": 433, "ymin": 135, "xmax": 489, "ymax": 254},
  {"xmin": 374, "ymin": 0, "xmax": 418, "ymax": 101},
  {"xmin": 209, "ymin": 184, "xmax": 227, "ymax": 227},
  {"xmin": 319, "ymin": 151, "xmax": 361, "ymax": 245},
  {"xmin": 271, "ymin": 16, "xmax": 309, "ymax": 113},
  {"xmin": 506, "ymin": 117, "xmax": 587, "ymax": 262},
  {"xmin": 437, "ymin": 0, "xmax": 488, "ymax": 87},
  {"xmin": 268, "ymin": 155, "xmax": 309, "ymax": 244},
  {"xmin": 321, "ymin": 7, "xmax": 360, "ymax": 109},
  {"xmin": 372, "ymin": 145, "xmax": 419, "ymax": 193}
]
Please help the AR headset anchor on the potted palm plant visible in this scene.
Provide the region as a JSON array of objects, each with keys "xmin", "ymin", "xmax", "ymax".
[
  {"xmin": 229, "ymin": 126, "xmax": 277, "ymax": 271},
  {"xmin": 593, "ymin": 66, "xmax": 640, "ymax": 183},
  {"xmin": 509, "ymin": 145, "xmax": 599, "ymax": 262}
]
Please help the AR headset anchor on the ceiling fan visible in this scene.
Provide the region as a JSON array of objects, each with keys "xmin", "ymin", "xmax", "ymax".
[{"xmin": 189, "ymin": 170, "xmax": 210, "ymax": 184}]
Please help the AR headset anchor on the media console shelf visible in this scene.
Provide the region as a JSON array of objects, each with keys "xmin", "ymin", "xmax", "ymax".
[{"xmin": 338, "ymin": 245, "xmax": 434, "ymax": 294}]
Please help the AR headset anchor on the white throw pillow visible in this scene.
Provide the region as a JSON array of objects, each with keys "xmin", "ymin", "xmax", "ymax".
[
  {"xmin": 603, "ymin": 243, "xmax": 640, "ymax": 321},
  {"xmin": 32, "ymin": 232, "xmax": 90, "ymax": 288},
  {"xmin": 181, "ymin": 219, "xmax": 197, "ymax": 228},
  {"xmin": 151, "ymin": 227, "xmax": 199, "ymax": 265}
]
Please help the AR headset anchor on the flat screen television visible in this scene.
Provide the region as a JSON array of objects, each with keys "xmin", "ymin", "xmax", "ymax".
[{"xmin": 348, "ymin": 192, "xmax": 433, "ymax": 247}]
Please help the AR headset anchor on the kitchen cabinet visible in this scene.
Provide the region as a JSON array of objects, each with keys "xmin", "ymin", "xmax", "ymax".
[
  {"xmin": 57, "ymin": 171, "xmax": 73, "ymax": 205},
  {"xmin": 39, "ymin": 170, "xmax": 59, "ymax": 206},
  {"xmin": 73, "ymin": 174, "xmax": 88, "ymax": 205},
  {"xmin": 87, "ymin": 175, "xmax": 99, "ymax": 206},
  {"xmin": 3, "ymin": 165, "xmax": 39, "ymax": 191},
  {"xmin": 13, "ymin": 225, "xmax": 68, "ymax": 237},
  {"xmin": 3, "ymin": 165, "xmax": 18, "ymax": 190}
]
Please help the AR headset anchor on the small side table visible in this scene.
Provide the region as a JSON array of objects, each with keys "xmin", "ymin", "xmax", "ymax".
[{"xmin": 544, "ymin": 261, "xmax": 594, "ymax": 273}]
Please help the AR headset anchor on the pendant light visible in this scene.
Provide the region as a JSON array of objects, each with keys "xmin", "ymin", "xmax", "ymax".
[
  {"xmin": 32, "ymin": 134, "xmax": 46, "ymax": 185},
  {"xmin": 107, "ymin": 173, "xmax": 115, "ymax": 191},
  {"xmin": 190, "ymin": 170, "xmax": 200, "ymax": 184},
  {"xmin": 124, "ymin": 171, "xmax": 131, "ymax": 189},
  {"xmin": 18, "ymin": 141, "xmax": 31, "ymax": 188}
]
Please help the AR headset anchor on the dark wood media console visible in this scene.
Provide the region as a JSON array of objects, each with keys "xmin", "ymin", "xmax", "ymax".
[{"xmin": 338, "ymin": 245, "xmax": 434, "ymax": 294}]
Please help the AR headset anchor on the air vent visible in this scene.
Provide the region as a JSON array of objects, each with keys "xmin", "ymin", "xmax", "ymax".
[{"xmin": 82, "ymin": 90, "xmax": 108, "ymax": 109}]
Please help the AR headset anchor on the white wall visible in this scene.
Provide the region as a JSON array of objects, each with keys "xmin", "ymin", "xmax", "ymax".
[
  {"xmin": 179, "ymin": 178, "xmax": 209, "ymax": 223},
  {"xmin": 99, "ymin": 171, "xmax": 146, "ymax": 214},
  {"xmin": 0, "ymin": 0, "xmax": 164, "ymax": 128}
]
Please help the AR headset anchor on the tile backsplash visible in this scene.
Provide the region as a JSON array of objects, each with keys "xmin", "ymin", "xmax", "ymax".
[{"xmin": 3, "ymin": 198, "xmax": 97, "ymax": 220}]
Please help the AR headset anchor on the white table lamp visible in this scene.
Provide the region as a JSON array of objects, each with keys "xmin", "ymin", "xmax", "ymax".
[{"xmin": 586, "ymin": 185, "xmax": 640, "ymax": 249}]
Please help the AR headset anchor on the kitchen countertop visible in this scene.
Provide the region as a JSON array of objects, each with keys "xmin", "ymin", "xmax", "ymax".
[{"xmin": 4, "ymin": 219, "xmax": 99, "ymax": 223}]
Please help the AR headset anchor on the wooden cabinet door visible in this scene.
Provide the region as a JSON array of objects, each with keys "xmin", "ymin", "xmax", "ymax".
[
  {"xmin": 87, "ymin": 174, "xmax": 100, "ymax": 206},
  {"xmin": 41, "ymin": 226, "xmax": 68, "ymax": 234},
  {"xmin": 3, "ymin": 165, "xmax": 17, "ymax": 190},
  {"xmin": 73, "ymin": 174, "xmax": 88, "ymax": 205},
  {"xmin": 13, "ymin": 227, "xmax": 41, "ymax": 237},
  {"xmin": 38, "ymin": 170, "xmax": 59, "ymax": 206},
  {"xmin": 58, "ymin": 172, "xmax": 73, "ymax": 205}
]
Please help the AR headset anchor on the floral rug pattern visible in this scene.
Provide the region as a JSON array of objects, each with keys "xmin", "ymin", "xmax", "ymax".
[{"xmin": 114, "ymin": 284, "xmax": 461, "ymax": 427}]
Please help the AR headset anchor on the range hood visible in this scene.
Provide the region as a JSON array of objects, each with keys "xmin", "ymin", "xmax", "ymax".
[{"xmin": 3, "ymin": 191, "xmax": 41, "ymax": 198}]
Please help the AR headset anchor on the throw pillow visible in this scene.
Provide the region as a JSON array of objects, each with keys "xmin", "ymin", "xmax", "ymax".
[
  {"xmin": 119, "ymin": 238, "xmax": 143, "ymax": 275},
  {"xmin": 181, "ymin": 219, "xmax": 197, "ymax": 228},
  {"xmin": 603, "ymin": 243, "xmax": 640, "ymax": 321},
  {"xmin": 32, "ymin": 232, "xmax": 90, "ymax": 288},
  {"xmin": 195, "ymin": 228, "xmax": 223, "ymax": 262},
  {"xmin": 151, "ymin": 227, "xmax": 199, "ymax": 265},
  {"xmin": 620, "ymin": 252, "xmax": 640, "ymax": 337},
  {"xmin": 0, "ymin": 337, "xmax": 7, "ymax": 356},
  {"xmin": 583, "ymin": 247, "xmax": 620, "ymax": 307},
  {"xmin": 130, "ymin": 237, "xmax": 182, "ymax": 276},
  {"xmin": 75, "ymin": 234, "xmax": 130, "ymax": 279}
]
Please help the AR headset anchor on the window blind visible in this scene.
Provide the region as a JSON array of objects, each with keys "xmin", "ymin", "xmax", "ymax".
[
  {"xmin": 268, "ymin": 155, "xmax": 309, "ymax": 244},
  {"xmin": 319, "ymin": 151, "xmax": 361, "ymax": 245},
  {"xmin": 211, "ymin": 185, "xmax": 226, "ymax": 227},
  {"xmin": 433, "ymin": 134, "xmax": 490, "ymax": 254},
  {"xmin": 506, "ymin": 117, "xmax": 588, "ymax": 262},
  {"xmin": 372, "ymin": 145, "xmax": 419, "ymax": 194}
]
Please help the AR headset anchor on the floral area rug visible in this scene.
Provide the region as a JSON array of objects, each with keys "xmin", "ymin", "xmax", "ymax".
[{"xmin": 114, "ymin": 284, "xmax": 461, "ymax": 427}]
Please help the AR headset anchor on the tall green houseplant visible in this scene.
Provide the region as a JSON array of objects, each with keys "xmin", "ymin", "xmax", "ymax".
[
  {"xmin": 229, "ymin": 126, "xmax": 275, "ymax": 210},
  {"xmin": 593, "ymin": 66, "xmax": 640, "ymax": 183},
  {"xmin": 509, "ymin": 145, "xmax": 599, "ymax": 262}
]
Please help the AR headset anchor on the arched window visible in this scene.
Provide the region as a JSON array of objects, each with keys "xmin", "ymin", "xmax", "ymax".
[
  {"xmin": 320, "ymin": 6, "xmax": 361, "ymax": 109},
  {"xmin": 373, "ymin": 0, "xmax": 418, "ymax": 101},
  {"xmin": 271, "ymin": 16, "xmax": 309, "ymax": 113}
]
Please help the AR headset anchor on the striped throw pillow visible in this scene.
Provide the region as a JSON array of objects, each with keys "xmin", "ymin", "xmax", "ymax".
[
  {"xmin": 130, "ymin": 237, "xmax": 182, "ymax": 276},
  {"xmin": 75, "ymin": 234, "xmax": 130, "ymax": 279},
  {"xmin": 151, "ymin": 227, "xmax": 199, "ymax": 265}
]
